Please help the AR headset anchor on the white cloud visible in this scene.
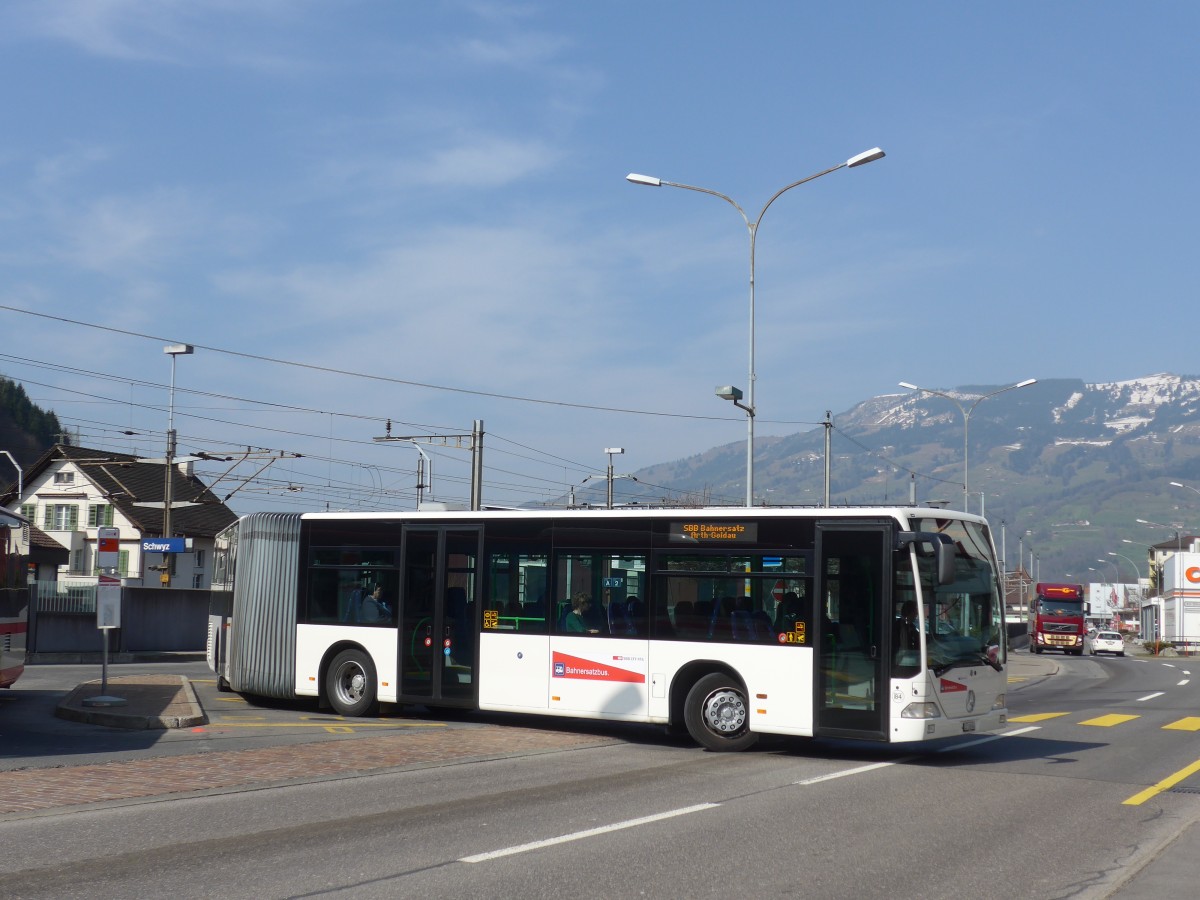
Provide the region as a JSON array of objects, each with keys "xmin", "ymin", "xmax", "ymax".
[
  {"xmin": 3, "ymin": 0, "xmax": 311, "ymax": 70},
  {"xmin": 56, "ymin": 188, "xmax": 210, "ymax": 272}
]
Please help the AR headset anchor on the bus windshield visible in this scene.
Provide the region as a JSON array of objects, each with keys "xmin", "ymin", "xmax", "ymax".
[{"xmin": 914, "ymin": 517, "xmax": 1004, "ymax": 675}]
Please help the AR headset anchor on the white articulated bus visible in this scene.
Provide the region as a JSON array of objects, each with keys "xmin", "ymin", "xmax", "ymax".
[{"xmin": 208, "ymin": 506, "xmax": 1008, "ymax": 751}]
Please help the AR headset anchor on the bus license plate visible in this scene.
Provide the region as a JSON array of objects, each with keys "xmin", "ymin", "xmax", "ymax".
[{"xmin": 962, "ymin": 721, "xmax": 976, "ymax": 732}]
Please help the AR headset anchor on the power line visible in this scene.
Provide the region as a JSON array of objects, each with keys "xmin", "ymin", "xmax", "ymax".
[{"xmin": 1, "ymin": 305, "xmax": 746, "ymax": 422}]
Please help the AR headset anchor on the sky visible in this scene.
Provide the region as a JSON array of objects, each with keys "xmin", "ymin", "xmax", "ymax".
[{"xmin": 1, "ymin": 1, "xmax": 1196, "ymax": 513}]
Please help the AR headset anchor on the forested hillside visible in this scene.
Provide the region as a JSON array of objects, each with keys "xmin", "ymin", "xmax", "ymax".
[{"xmin": 0, "ymin": 377, "xmax": 66, "ymax": 473}]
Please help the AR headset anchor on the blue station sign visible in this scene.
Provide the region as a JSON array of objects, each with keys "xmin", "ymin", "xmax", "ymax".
[{"xmin": 143, "ymin": 537, "xmax": 186, "ymax": 554}]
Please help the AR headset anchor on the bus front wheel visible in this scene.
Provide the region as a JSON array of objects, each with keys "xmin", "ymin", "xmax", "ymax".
[
  {"xmin": 684, "ymin": 673, "xmax": 757, "ymax": 752},
  {"xmin": 326, "ymin": 649, "xmax": 379, "ymax": 717}
]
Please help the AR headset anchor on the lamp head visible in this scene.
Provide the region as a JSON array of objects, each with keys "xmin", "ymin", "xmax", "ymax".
[
  {"xmin": 626, "ymin": 173, "xmax": 661, "ymax": 187},
  {"xmin": 715, "ymin": 385, "xmax": 744, "ymax": 402},
  {"xmin": 164, "ymin": 343, "xmax": 194, "ymax": 356},
  {"xmin": 604, "ymin": 447, "xmax": 625, "ymax": 456},
  {"xmin": 846, "ymin": 147, "xmax": 886, "ymax": 168}
]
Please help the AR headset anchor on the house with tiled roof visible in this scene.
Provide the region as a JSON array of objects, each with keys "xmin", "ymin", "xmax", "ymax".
[{"xmin": 1, "ymin": 443, "xmax": 237, "ymax": 588}]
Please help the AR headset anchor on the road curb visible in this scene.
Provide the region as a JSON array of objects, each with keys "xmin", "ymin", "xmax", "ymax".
[{"xmin": 55, "ymin": 675, "xmax": 208, "ymax": 730}]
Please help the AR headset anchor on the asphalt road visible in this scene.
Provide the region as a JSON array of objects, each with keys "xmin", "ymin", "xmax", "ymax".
[{"xmin": 1, "ymin": 653, "xmax": 1198, "ymax": 898}]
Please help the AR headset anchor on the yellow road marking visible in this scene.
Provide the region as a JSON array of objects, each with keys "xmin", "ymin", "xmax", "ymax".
[
  {"xmin": 1008, "ymin": 712, "xmax": 1069, "ymax": 723},
  {"xmin": 216, "ymin": 697, "xmax": 248, "ymax": 703},
  {"xmin": 1124, "ymin": 758, "xmax": 1200, "ymax": 806},
  {"xmin": 1164, "ymin": 717, "xmax": 1200, "ymax": 732},
  {"xmin": 1079, "ymin": 714, "xmax": 1140, "ymax": 727},
  {"xmin": 1007, "ymin": 677, "xmax": 1029, "ymax": 683}
]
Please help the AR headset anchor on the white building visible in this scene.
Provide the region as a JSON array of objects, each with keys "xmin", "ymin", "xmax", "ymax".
[
  {"xmin": 1, "ymin": 443, "xmax": 237, "ymax": 588},
  {"xmin": 1143, "ymin": 551, "xmax": 1200, "ymax": 649}
]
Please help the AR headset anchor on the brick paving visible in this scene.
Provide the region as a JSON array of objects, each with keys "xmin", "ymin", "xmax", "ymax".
[{"xmin": 0, "ymin": 725, "xmax": 616, "ymax": 815}]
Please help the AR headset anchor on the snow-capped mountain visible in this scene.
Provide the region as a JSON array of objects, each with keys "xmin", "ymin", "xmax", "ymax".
[{"xmin": 634, "ymin": 374, "xmax": 1200, "ymax": 579}]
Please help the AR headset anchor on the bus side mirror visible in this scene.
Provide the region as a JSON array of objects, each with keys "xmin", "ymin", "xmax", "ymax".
[{"xmin": 897, "ymin": 532, "xmax": 956, "ymax": 586}]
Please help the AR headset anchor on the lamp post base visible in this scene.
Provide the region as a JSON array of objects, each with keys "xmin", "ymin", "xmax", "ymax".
[{"xmin": 82, "ymin": 695, "xmax": 127, "ymax": 708}]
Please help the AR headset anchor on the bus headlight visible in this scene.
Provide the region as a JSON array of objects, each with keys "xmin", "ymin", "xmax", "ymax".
[
  {"xmin": 901, "ymin": 702, "xmax": 942, "ymax": 719},
  {"xmin": 991, "ymin": 694, "xmax": 1006, "ymax": 710}
]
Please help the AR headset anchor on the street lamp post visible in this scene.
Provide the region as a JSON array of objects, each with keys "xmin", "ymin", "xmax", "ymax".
[
  {"xmin": 1121, "ymin": 538, "xmax": 1155, "ymax": 592},
  {"xmin": 898, "ymin": 379, "xmax": 1037, "ymax": 513},
  {"xmin": 1107, "ymin": 550, "xmax": 1142, "ymax": 583},
  {"xmin": 604, "ymin": 447, "xmax": 624, "ymax": 510},
  {"xmin": 161, "ymin": 343, "xmax": 193, "ymax": 587},
  {"xmin": 1096, "ymin": 558, "xmax": 1119, "ymax": 583},
  {"xmin": 1169, "ymin": 480, "xmax": 1200, "ymax": 499},
  {"xmin": 1136, "ymin": 518, "xmax": 1183, "ymax": 553},
  {"xmin": 1169, "ymin": 482, "xmax": 1200, "ymax": 544},
  {"xmin": 628, "ymin": 147, "xmax": 886, "ymax": 506}
]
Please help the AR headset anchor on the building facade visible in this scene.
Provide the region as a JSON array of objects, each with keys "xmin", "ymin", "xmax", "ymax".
[{"xmin": 1, "ymin": 444, "xmax": 237, "ymax": 588}]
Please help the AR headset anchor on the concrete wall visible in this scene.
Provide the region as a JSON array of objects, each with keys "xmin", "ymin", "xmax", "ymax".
[{"xmin": 29, "ymin": 587, "xmax": 209, "ymax": 656}]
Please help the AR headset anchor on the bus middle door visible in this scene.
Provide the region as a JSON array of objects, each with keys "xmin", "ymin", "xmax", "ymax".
[{"xmin": 398, "ymin": 527, "xmax": 480, "ymax": 707}]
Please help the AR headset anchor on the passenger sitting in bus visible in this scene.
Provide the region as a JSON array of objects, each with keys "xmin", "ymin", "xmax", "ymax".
[
  {"xmin": 774, "ymin": 592, "xmax": 801, "ymax": 635},
  {"xmin": 361, "ymin": 585, "xmax": 392, "ymax": 624},
  {"xmin": 562, "ymin": 592, "xmax": 600, "ymax": 634}
]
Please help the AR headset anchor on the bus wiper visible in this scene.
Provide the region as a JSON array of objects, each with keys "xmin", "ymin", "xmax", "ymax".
[{"xmin": 978, "ymin": 651, "xmax": 1003, "ymax": 672}]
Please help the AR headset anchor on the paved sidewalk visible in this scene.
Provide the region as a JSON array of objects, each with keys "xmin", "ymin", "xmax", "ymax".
[
  {"xmin": 1006, "ymin": 648, "xmax": 1059, "ymax": 682},
  {"xmin": 0, "ymin": 720, "xmax": 615, "ymax": 816}
]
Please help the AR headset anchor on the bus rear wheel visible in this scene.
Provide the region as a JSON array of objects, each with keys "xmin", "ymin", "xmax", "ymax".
[
  {"xmin": 684, "ymin": 673, "xmax": 757, "ymax": 752},
  {"xmin": 326, "ymin": 649, "xmax": 379, "ymax": 717}
]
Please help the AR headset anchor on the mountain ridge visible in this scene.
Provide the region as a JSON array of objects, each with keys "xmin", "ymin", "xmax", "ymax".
[{"xmin": 625, "ymin": 373, "xmax": 1200, "ymax": 582}]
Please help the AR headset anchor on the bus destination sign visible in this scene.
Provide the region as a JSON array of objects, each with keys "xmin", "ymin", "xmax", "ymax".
[{"xmin": 669, "ymin": 522, "xmax": 758, "ymax": 543}]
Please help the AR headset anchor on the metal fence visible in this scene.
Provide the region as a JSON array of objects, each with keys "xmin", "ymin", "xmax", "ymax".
[{"xmin": 31, "ymin": 580, "xmax": 96, "ymax": 614}]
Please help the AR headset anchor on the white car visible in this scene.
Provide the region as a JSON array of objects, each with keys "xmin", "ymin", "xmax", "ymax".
[{"xmin": 1088, "ymin": 630, "xmax": 1125, "ymax": 656}]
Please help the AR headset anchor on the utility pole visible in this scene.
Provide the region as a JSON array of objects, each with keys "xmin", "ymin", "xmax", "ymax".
[
  {"xmin": 823, "ymin": 411, "xmax": 832, "ymax": 506},
  {"xmin": 374, "ymin": 419, "xmax": 485, "ymax": 510}
]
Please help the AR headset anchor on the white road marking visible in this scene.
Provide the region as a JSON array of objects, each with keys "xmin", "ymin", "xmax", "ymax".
[
  {"xmin": 795, "ymin": 759, "xmax": 911, "ymax": 785},
  {"xmin": 1137, "ymin": 692, "xmax": 1165, "ymax": 702},
  {"xmin": 1179, "ymin": 680, "xmax": 1190, "ymax": 687},
  {"xmin": 938, "ymin": 725, "xmax": 1041, "ymax": 751},
  {"xmin": 460, "ymin": 803, "xmax": 720, "ymax": 863}
]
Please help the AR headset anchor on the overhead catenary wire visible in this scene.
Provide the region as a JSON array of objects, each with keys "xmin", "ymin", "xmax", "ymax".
[{"xmin": 0, "ymin": 305, "xmax": 823, "ymax": 509}]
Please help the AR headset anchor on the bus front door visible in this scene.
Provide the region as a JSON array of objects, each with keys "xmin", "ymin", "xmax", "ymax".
[
  {"xmin": 399, "ymin": 527, "xmax": 481, "ymax": 707},
  {"xmin": 815, "ymin": 523, "xmax": 889, "ymax": 740}
]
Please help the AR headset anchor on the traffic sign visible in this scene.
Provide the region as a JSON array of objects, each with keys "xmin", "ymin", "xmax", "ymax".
[
  {"xmin": 98, "ymin": 526, "xmax": 120, "ymax": 569},
  {"xmin": 142, "ymin": 537, "xmax": 185, "ymax": 554}
]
